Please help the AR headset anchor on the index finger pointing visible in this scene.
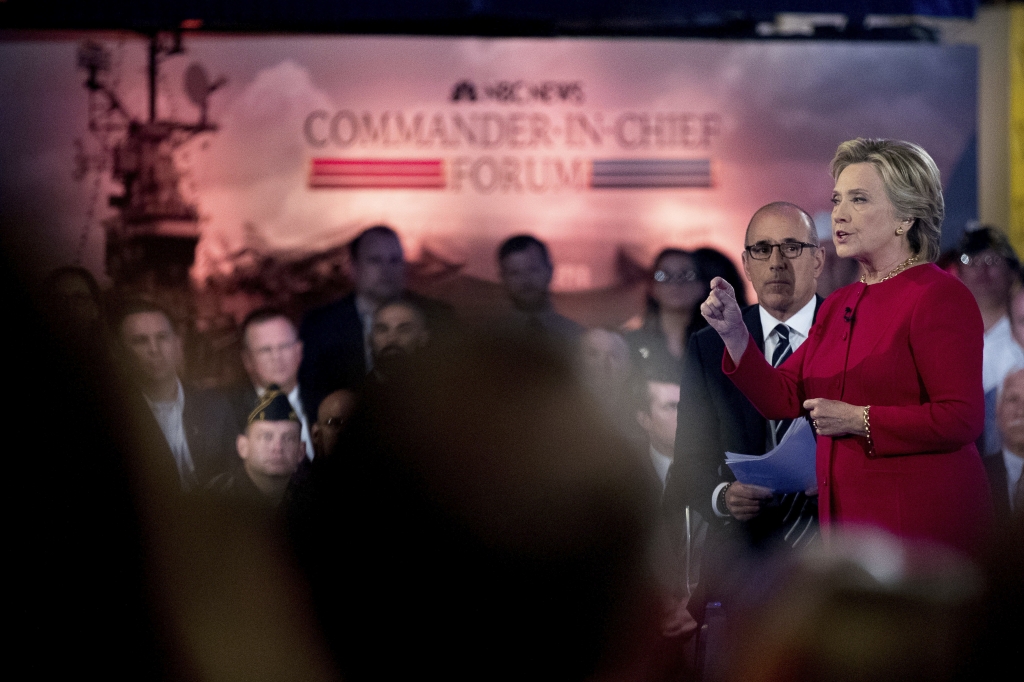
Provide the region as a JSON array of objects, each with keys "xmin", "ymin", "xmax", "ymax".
[{"xmin": 711, "ymin": 277, "xmax": 732, "ymax": 292}]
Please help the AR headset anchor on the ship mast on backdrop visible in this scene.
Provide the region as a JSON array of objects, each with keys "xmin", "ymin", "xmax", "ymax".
[{"xmin": 76, "ymin": 32, "xmax": 224, "ymax": 291}]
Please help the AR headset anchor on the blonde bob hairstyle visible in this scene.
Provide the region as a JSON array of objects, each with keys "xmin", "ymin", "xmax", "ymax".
[{"xmin": 830, "ymin": 138, "xmax": 943, "ymax": 263}]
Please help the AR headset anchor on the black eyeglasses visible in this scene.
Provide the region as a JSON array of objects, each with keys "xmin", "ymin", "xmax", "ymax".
[
  {"xmin": 745, "ymin": 242, "xmax": 817, "ymax": 260},
  {"xmin": 654, "ymin": 269, "xmax": 699, "ymax": 284}
]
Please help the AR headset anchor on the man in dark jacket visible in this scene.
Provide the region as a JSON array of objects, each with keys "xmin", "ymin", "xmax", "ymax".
[{"xmin": 116, "ymin": 300, "xmax": 237, "ymax": 491}]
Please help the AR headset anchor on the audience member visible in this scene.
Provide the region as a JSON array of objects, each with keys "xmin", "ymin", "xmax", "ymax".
[
  {"xmin": 992, "ymin": 369, "xmax": 1024, "ymax": 521},
  {"xmin": 210, "ymin": 386, "xmax": 307, "ymax": 507},
  {"xmin": 311, "ymin": 389, "xmax": 358, "ymax": 460},
  {"xmin": 579, "ymin": 327, "xmax": 634, "ymax": 431},
  {"xmin": 694, "ymin": 247, "xmax": 746, "ymax": 307},
  {"xmin": 724, "ymin": 531, "xmax": 984, "ymax": 682},
  {"xmin": 299, "ymin": 225, "xmax": 408, "ymax": 410},
  {"xmin": 41, "ymin": 265, "xmax": 111, "ymax": 354},
  {"xmin": 957, "ymin": 226, "xmax": 1024, "ymax": 457},
  {"xmin": 369, "ymin": 297, "xmax": 431, "ymax": 382},
  {"xmin": 496, "ymin": 234, "xmax": 583, "ymax": 341},
  {"xmin": 634, "ymin": 368, "xmax": 703, "ymax": 680},
  {"xmin": 636, "ymin": 373, "xmax": 681, "ymax": 494},
  {"xmin": 665, "ymin": 203, "xmax": 823, "ymax": 632},
  {"xmin": 1011, "ymin": 286, "xmax": 1024, "ymax": 348},
  {"xmin": 299, "ymin": 328, "xmax": 660, "ymax": 681},
  {"xmin": 230, "ymin": 308, "xmax": 313, "ymax": 460},
  {"xmin": 626, "ymin": 248, "xmax": 708, "ymax": 381},
  {"xmin": 116, "ymin": 300, "xmax": 236, "ymax": 491}
]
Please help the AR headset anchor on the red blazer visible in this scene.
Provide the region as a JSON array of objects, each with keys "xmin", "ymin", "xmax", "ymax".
[{"xmin": 724, "ymin": 264, "xmax": 992, "ymax": 556}]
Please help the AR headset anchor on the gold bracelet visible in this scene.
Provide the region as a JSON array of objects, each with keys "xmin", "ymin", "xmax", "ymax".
[{"xmin": 863, "ymin": 406, "xmax": 874, "ymax": 453}]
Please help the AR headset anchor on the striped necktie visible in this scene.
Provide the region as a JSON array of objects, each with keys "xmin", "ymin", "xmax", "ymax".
[
  {"xmin": 769, "ymin": 324, "xmax": 793, "ymax": 448},
  {"xmin": 767, "ymin": 322, "xmax": 819, "ymax": 548}
]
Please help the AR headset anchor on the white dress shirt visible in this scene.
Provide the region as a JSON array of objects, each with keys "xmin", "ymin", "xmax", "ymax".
[
  {"xmin": 983, "ymin": 316, "xmax": 1024, "ymax": 393},
  {"xmin": 759, "ymin": 296, "xmax": 816, "ymax": 360},
  {"xmin": 712, "ymin": 297, "xmax": 817, "ymax": 517},
  {"xmin": 145, "ymin": 379, "xmax": 197, "ymax": 491},
  {"xmin": 649, "ymin": 446, "xmax": 672, "ymax": 493}
]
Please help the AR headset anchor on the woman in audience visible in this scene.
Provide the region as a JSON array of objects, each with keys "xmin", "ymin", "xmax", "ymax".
[{"xmin": 626, "ymin": 248, "xmax": 708, "ymax": 380}]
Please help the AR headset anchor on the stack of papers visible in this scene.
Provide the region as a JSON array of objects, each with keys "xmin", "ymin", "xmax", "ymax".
[{"xmin": 725, "ymin": 417, "xmax": 817, "ymax": 493}]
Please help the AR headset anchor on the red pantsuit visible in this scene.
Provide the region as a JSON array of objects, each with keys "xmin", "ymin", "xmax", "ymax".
[{"xmin": 725, "ymin": 264, "xmax": 992, "ymax": 556}]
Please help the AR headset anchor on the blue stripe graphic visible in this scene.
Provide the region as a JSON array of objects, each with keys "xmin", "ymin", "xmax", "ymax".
[{"xmin": 591, "ymin": 159, "xmax": 712, "ymax": 188}]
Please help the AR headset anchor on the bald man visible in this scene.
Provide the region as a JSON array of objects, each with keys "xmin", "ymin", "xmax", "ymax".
[{"xmin": 667, "ymin": 202, "xmax": 824, "ymax": 561}]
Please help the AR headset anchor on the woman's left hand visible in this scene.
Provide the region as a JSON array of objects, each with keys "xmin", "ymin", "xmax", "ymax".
[{"xmin": 803, "ymin": 398, "xmax": 865, "ymax": 437}]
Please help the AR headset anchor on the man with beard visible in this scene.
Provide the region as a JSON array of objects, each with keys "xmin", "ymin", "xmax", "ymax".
[
  {"xmin": 496, "ymin": 234, "xmax": 583, "ymax": 342},
  {"xmin": 369, "ymin": 297, "xmax": 431, "ymax": 382}
]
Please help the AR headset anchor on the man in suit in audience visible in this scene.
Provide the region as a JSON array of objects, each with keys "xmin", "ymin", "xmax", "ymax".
[
  {"xmin": 117, "ymin": 300, "xmax": 237, "ymax": 491},
  {"xmin": 368, "ymin": 297, "xmax": 432, "ymax": 383},
  {"xmin": 299, "ymin": 225, "xmax": 450, "ymax": 413},
  {"xmin": 496, "ymin": 234, "xmax": 583, "ymax": 342},
  {"xmin": 229, "ymin": 308, "xmax": 314, "ymax": 461},
  {"xmin": 992, "ymin": 368, "xmax": 1024, "ymax": 521},
  {"xmin": 665, "ymin": 203, "xmax": 824, "ymax": 626}
]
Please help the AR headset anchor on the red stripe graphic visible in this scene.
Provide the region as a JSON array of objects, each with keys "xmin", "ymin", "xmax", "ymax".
[{"xmin": 310, "ymin": 158, "xmax": 445, "ymax": 189}]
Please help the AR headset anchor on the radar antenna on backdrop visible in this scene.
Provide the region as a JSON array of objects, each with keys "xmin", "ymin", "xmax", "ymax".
[{"xmin": 75, "ymin": 32, "xmax": 226, "ymax": 288}]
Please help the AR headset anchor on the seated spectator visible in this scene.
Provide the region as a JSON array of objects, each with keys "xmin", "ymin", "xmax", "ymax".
[
  {"xmin": 634, "ymin": 368, "xmax": 703, "ymax": 679},
  {"xmin": 1011, "ymin": 286, "xmax": 1024, "ymax": 348},
  {"xmin": 41, "ymin": 265, "xmax": 110, "ymax": 354},
  {"xmin": 299, "ymin": 328, "xmax": 661, "ymax": 681},
  {"xmin": 992, "ymin": 369, "xmax": 1024, "ymax": 520},
  {"xmin": 369, "ymin": 297, "xmax": 431, "ymax": 382},
  {"xmin": 694, "ymin": 247, "xmax": 746, "ymax": 307},
  {"xmin": 299, "ymin": 225, "xmax": 449, "ymax": 411},
  {"xmin": 210, "ymin": 386, "xmax": 307, "ymax": 507},
  {"xmin": 496, "ymin": 234, "xmax": 583, "ymax": 341},
  {"xmin": 115, "ymin": 299, "xmax": 236, "ymax": 491},
  {"xmin": 311, "ymin": 389, "xmax": 358, "ymax": 460},
  {"xmin": 580, "ymin": 327, "xmax": 634, "ymax": 432},
  {"xmin": 230, "ymin": 308, "xmax": 313, "ymax": 460},
  {"xmin": 957, "ymin": 226, "xmax": 1024, "ymax": 456},
  {"xmin": 635, "ymin": 372, "xmax": 682, "ymax": 495}
]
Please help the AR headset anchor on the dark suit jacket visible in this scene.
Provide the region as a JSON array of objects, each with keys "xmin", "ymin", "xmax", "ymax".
[
  {"xmin": 223, "ymin": 382, "xmax": 261, "ymax": 435},
  {"xmin": 984, "ymin": 452, "xmax": 1013, "ymax": 522},
  {"xmin": 666, "ymin": 298, "xmax": 821, "ymax": 547},
  {"xmin": 181, "ymin": 385, "xmax": 239, "ymax": 487},
  {"xmin": 299, "ymin": 293, "xmax": 367, "ymax": 417},
  {"xmin": 298, "ymin": 291, "xmax": 456, "ymax": 415}
]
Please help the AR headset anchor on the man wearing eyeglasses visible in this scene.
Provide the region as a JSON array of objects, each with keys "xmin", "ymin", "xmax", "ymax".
[
  {"xmin": 666, "ymin": 202, "xmax": 824, "ymax": 602},
  {"xmin": 230, "ymin": 308, "xmax": 314, "ymax": 460}
]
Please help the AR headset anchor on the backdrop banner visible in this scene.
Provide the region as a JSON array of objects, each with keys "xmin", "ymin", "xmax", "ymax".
[{"xmin": 0, "ymin": 34, "xmax": 977, "ymax": 306}]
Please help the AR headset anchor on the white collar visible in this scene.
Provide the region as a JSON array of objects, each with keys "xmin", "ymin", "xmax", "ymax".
[
  {"xmin": 986, "ymin": 314, "xmax": 1011, "ymax": 341},
  {"xmin": 145, "ymin": 377, "xmax": 184, "ymax": 409},
  {"xmin": 759, "ymin": 296, "xmax": 816, "ymax": 344},
  {"xmin": 256, "ymin": 383, "xmax": 301, "ymax": 406},
  {"xmin": 648, "ymin": 445, "xmax": 672, "ymax": 490}
]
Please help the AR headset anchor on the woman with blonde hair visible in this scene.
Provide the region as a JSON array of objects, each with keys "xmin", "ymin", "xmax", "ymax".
[{"xmin": 701, "ymin": 138, "xmax": 992, "ymax": 556}]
